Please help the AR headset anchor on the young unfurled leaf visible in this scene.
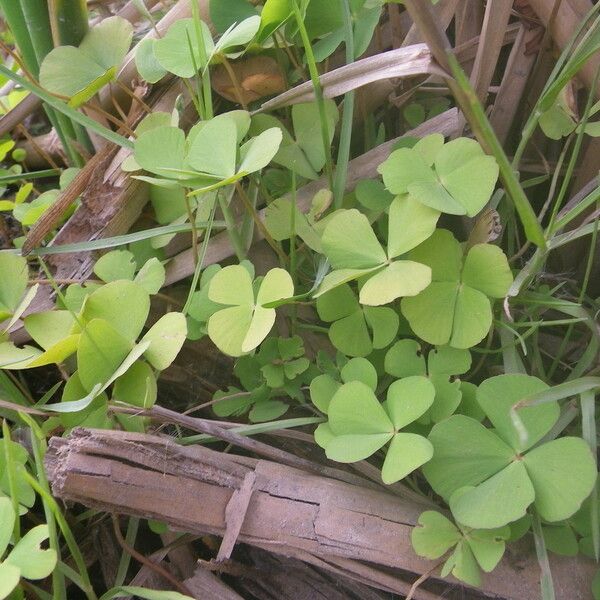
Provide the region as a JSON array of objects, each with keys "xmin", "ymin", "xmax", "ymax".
[
  {"xmin": 378, "ymin": 134, "xmax": 499, "ymax": 217},
  {"xmin": 315, "ymin": 195, "xmax": 439, "ymax": 304},
  {"xmin": 39, "ymin": 17, "xmax": 133, "ymax": 107},
  {"xmin": 317, "ymin": 377, "xmax": 435, "ymax": 484},
  {"xmin": 207, "ymin": 265, "xmax": 293, "ymax": 356},
  {"xmin": 423, "ymin": 374, "xmax": 597, "ymax": 529},
  {"xmin": 401, "ymin": 230, "xmax": 513, "ymax": 349}
]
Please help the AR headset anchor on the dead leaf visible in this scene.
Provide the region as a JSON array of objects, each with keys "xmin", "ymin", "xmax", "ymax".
[{"xmin": 212, "ymin": 56, "xmax": 286, "ymax": 104}]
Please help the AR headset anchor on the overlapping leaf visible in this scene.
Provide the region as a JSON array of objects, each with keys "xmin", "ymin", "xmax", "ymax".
[{"xmin": 315, "ymin": 194, "xmax": 439, "ymax": 304}]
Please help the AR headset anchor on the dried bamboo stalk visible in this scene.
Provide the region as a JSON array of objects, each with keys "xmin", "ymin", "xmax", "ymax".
[{"xmin": 46, "ymin": 428, "xmax": 596, "ymax": 600}]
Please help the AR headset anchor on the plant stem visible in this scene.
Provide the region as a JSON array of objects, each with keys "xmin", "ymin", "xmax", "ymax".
[
  {"xmin": 48, "ymin": 0, "xmax": 89, "ymax": 46},
  {"xmin": 218, "ymin": 186, "xmax": 246, "ymax": 261},
  {"xmin": 291, "ymin": 0, "xmax": 334, "ymax": 190},
  {"xmin": 333, "ymin": 0, "xmax": 355, "ymax": 209}
]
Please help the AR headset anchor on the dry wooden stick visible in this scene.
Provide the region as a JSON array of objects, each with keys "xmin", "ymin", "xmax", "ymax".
[{"xmin": 22, "ymin": 143, "xmax": 119, "ymax": 254}]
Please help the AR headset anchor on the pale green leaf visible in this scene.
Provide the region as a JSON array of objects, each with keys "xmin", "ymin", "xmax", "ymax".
[
  {"xmin": 449, "ymin": 462, "xmax": 534, "ymax": 529},
  {"xmin": 186, "ymin": 117, "xmax": 238, "ymax": 178},
  {"xmin": 310, "ymin": 374, "xmax": 340, "ymax": 413},
  {"xmin": 0, "ymin": 253, "xmax": 28, "ymax": 321},
  {"xmin": 135, "ymin": 38, "xmax": 166, "ymax": 84},
  {"xmin": 449, "ymin": 285, "xmax": 492, "ymax": 349},
  {"xmin": 113, "ymin": 360, "xmax": 157, "ymax": 408},
  {"xmin": 385, "ymin": 376, "xmax": 435, "ymax": 429},
  {"xmin": 238, "ymin": 128, "xmax": 283, "ymax": 174},
  {"xmin": 476, "ymin": 374, "xmax": 557, "ymax": 452},
  {"xmin": 384, "ymin": 339, "xmax": 426, "ymax": 378},
  {"xmin": 382, "ymin": 432, "xmax": 433, "ymax": 483},
  {"xmin": 387, "ymin": 195, "xmax": 440, "ymax": 258},
  {"xmin": 325, "ymin": 433, "xmax": 393, "ymax": 463},
  {"xmin": 79, "ymin": 16, "xmax": 133, "ymax": 71},
  {"xmin": 94, "ymin": 250, "xmax": 136, "ymax": 283},
  {"xmin": 328, "ymin": 309, "xmax": 372, "ymax": 357},
  {"xmin": 314, "ymin": 266, "xmax": 381, "ymax": 297},
  {"xmin": 141, "ymin": 312, "xmax": 187, "ymax": 370},
  {"xmin": 0, "ymin": 497, "xmax": 15, "ymax": 556},
  {"xmin": 153, "ymin": 18, "xmax": 213, "ymax": 78},
  {"xmin": 423, "ymin": 415, "xmax": 513, "ymax": 500},
  {"xmin": 321, "ymin": 209, "xmax": 386, "ymax": 269},
  {"xmin": 462, "ymin": 244, "xmax": 513, "ymax": 298},
  {"xmin": 409, "ymin": 229, "xmax": 462, "ymax": 282},
  {"xmin": 358, "ymin": 260, "xmax": 431, "ymax": 306},
  {"xmin": 5, "ymin": 524, "xmax": 56, "ymax": 580},
  {"xmin": 411, "ymin": 510, "xmax": 461, "ymax": 559},
  {"xmin": 363, "ymin": 306, "xmax": 399, "ymax": 349},
  {"xmin": 256, "ymin": 267, "xmax": 294, "ymax": 304},
  {"xmin": 77, "ymin": 319, "xmax": 132, "ymax": 392},
  {"xmin": 134, "ymin": 258, "xmax": 165, "ymax": 294},
  {"xmin": 340, "ymin": 357, "xmax": 377, "ymax": 390},
  {"xmin": 24, "ymin": 309, "xmax": 75, "ymax": 350},
  {"xmin": 134, "ymin": 126, "xmax": 186, "ymax": 179},
  {"xmin": 0, "ymin": 563, "xmax": 20, "ymax": 600},
  {"xmin": 208, "ymin": 264, "xmax": 253, "ymax": 306},
  {"xmin": 207, "ymin": 305, "xmax": 253, "ymax": 356},
  {"xmin": 82, "ymin": 280, "xmax": 150, "ymax": 342},
  {"xmin": 401, "ymin": 281, "xmax": 458, "ymax": 346},
  {"xmin": 328, "ymin": 381, "xmax": 393, "ymax": 435},
  {"xmin": 524, "ymin": 437, "xmax": 597, "ymax": 522},
  {"xmin": 466, "ymin": 527, "xmax": 509, "ymax": 572}
]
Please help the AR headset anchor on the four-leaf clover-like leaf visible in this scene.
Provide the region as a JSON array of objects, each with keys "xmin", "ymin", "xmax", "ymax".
[
  {"xmin": 207, "ymin": 265, "xmax": 293, "ymax": 356},
  {"xmin": 423, "ymin": 374, "xmax": 597, "ymax": 529},
  {"xmin": 315, "ymin": 376, "xmax": 435, "ymax": 484},
  {"xmin": 401, "ymin": 229, "xmax": 513, "ymax": 349},
  {"xmin": 315, "ymin": 194, "xmax": 439, "ymax": 304},
  {"xmin": 378, "ymin": 134, "xmax": 499, "ymax": 217}
]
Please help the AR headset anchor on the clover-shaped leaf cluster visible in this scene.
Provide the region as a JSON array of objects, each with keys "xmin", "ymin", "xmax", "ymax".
[
  {"xmin": 423, "ymin": 374, "xmax": 597, "ymax": 529},
  {"xmin": 0, "ymin": 498, "xmax": 57, "ymax": 599},
  {"xmin": 40, "ymin": 17, "xmax": 133, "ymax": 107},
  {"xmin": 378, "ymin": 134, "xmax": 499, "ymax": 217},
  {"xmin": 316, "ymin": 284, "xmax": 399, "ymax": 357},
  {"xmin": 315, "ymin": 376, "xmax": 435, "ymax": 484},
  {"xmin": 133, "ymin": 111, "xmax": 282, "ymax": 192},
  {"xmin": 412, "ymin": 511, "xmax": 510, "ymax": 587},
  {"xmin": 207, "ymin": 265, "xmax": 293, "ymax": 356},
  {"xmin": 315, "ymin": 194, "xmax": 439, "ymax": 304},
  {"xmin": 401, "ymin": 229, "xmax": 513, "ymax": 349},
  {"xmin": 384, "ymin": 340, "xmax": 471, "ymax": 422}
]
